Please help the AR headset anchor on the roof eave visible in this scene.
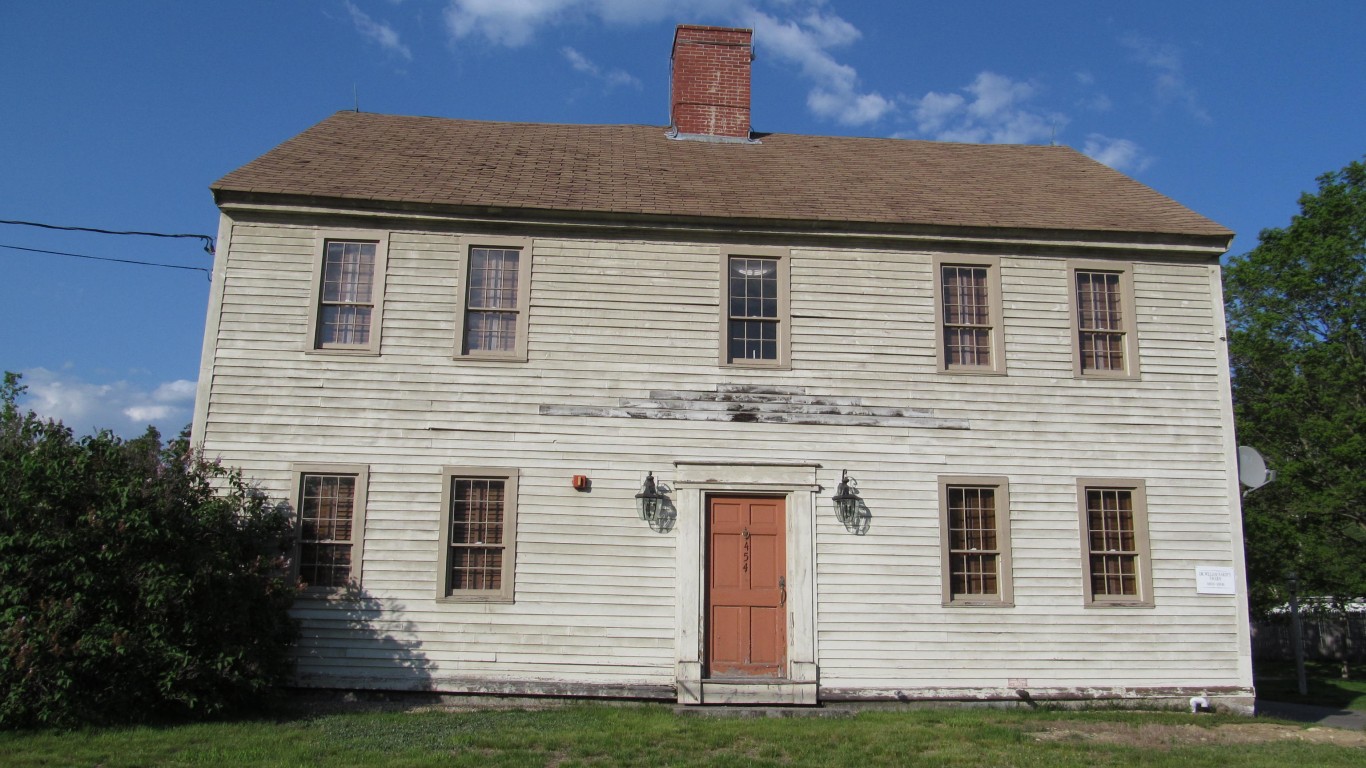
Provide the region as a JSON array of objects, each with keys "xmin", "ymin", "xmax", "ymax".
[{"xmin": 211, "ymin": 188, "xmax": 1233, "ymax": 258}]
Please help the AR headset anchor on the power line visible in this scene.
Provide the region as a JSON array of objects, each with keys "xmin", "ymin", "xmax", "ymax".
[
  {"xmin": 0, "ymin": 219, "xmax": 215, "ymax": 255},
  {"xmin": 0, "ymin": 243, "xmax": 210, "ymax": 276}
]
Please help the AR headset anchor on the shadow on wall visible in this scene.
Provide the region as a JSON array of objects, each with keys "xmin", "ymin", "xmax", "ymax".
[{"xmin": 294, "ymin": 586, "xmax": 433, "ymax": 692}]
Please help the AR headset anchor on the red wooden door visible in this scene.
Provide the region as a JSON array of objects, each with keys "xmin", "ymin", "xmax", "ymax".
[{"xmin": 707, "ymin": 496, "xmax": 786, "ymax": 678}]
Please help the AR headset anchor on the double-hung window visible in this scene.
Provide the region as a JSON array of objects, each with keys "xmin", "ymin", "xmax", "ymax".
[
  {"xmin": 721, "ymin": 248, "xmax": 790, "ymax": 367},
  {"xmin": 308, "ymin": 233, "xmax": 388, "ymax": 354},
  {"xmin": 1078, "ymin": 480, "xmax": 1153, "ymax": 606},
  {"xmin": 935, "ymin": 256, "xmax": 1005, "ymax": 373},
  {"xmin": 457, "ymin": 240, "xmax": 532, "ymax": 361},
  {"xmin": 939, "ymin": 477, "xmax": 1013, "ymax": 606},
  {"xmin": 1071, "ymin": 262, "xmax": 1138, "ymax": 378},
  {"xmin": 438, "ymin": 468, "xmax": 518, "ymax": 602},
  {"xmin": 291, "ymin": 464, "xmax": 369, "ymax": 593}
]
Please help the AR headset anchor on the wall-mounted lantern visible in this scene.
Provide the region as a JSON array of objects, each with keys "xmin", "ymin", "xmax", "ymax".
[
  {"xmin": 832, "ymin": 470, "xmax": 860, "ymax": 528},
  {"xmin": 636, "ymin": 471, "xmax": 667, "ymax": 523}
]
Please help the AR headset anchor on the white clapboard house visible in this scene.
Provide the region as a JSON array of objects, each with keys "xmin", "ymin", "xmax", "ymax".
[{"xmin": 191, "ymin": 25, "xmax": 1253, "ymax": 708}]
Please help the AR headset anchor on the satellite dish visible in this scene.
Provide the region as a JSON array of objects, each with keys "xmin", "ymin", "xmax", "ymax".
[{"xmin": 1237, "ymin": 446, "xmax": 1277, "ymax": 491}]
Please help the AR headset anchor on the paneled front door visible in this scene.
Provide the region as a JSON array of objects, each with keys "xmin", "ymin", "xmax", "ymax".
[{"xmin": 706, "ymin": 496, "xmax": 786, "ymax": 678}]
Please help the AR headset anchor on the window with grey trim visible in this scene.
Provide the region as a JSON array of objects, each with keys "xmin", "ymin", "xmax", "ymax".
[
  {"xmin": 1078, "ymin": 481, "xmax": 1153, "ymax": 606},
  {"xmin": 941, "ymin": 265, "xmax": 993, "ymax": 368},
  {"xmin": 463, "ymin": 247, "xmax": 522, "ymax": 353},
  {"xmin": 297, "ymin": 472, "xmax": 358, "ymax": 589},
  {"xmin": 439, "ymin": 468, "xmax": 518, "ymax": 601},
  {"xmin": 1075, "ymin": 269, "xmax": 1126, "ymax": 373},
  {"xmin": 317, "ymin": 241, "xmax": 377, "ymax": 347},
  {"xmin": 940, "ymin": 478, "xmax": 1013, "ymax": 606},
  {"xmin": 726, "ymin": 256, "xmax": 780, "ymax": 362}
]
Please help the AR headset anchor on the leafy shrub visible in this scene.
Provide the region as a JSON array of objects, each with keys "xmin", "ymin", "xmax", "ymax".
[{"xmin": 0, "ymin": 373, "xmax": 297, "ymax": 728}]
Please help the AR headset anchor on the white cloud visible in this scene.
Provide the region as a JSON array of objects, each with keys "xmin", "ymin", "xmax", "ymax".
[
  {"xmin": 17, "ymin": 368, "xmax": 196, "ymax": 439},
  {"xmin": 444, "ymin": 1, "xmax": 892, "ymax": 126},
  {"xmin": 742, "ymin": 8, "xmax": 893, "ymax": 126},
  {"xmin": 909, "ymin": 72, "xmax": 1063, "ymax": 144},
  {"xmin": 1121, "ymin": 34, "xmax": 1210, "ymax": 124},
  {"xmin": 346, "ymin": 0, "xmax": 413, "ymax": 60},
  {"xmin": 561, "ymin": 46, "xmax": 640, "ymax": 88},
  {"xmin": 1082, "ymin": 134, "xmax": 1151, "ymax": 173}
]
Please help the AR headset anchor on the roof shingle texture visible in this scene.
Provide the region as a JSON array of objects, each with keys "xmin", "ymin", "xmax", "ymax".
[{"xmin": 212, "ymin": 111, "xmax": 1231, "ymax": 239}]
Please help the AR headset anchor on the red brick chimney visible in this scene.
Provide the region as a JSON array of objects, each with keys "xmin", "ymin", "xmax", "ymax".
[{"xmin": 669, "ymin": 25, "xmax": 753, "ymax": 140}]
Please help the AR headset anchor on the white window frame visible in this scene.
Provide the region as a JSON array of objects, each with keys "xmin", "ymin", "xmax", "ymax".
[
  {"xmin": 933, "ymin": 255, "xmax": 1006, "ymax": 375},
  {"xmin": 718, "ymin": 246, "xmax": 791, "ymax": 368},
  {"xmin": 454, "ymin": 237, "xmax": 533, "ymax": 362},
  {"xmin": 1069, "ymin": 260, "xmax": 1140, "ymax": 379},
  {"xmin": 1078, "ymin": 479, "xmax": 1154, "ymax": 608},
  {"xmin": 939, "ymin": 476, "xmax": 1014, "ymax": 607},
  {"xmin": 437, "ymin": 467, "xmax": 519, "ymax": 603},
  {"xmin": 305, "ymin": 230, "xmax": 389, "ymax": 355},
  {"xmin": 289, "ymin": 463, "xmax": 369, "ymax": 597}
]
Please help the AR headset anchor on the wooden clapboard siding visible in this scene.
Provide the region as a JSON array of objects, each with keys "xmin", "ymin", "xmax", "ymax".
[{"xmin": 194, "ymin": 212, "xmax": 1248, "ymax": 698}]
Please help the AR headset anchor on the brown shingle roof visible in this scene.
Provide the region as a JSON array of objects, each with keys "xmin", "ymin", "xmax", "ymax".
[{"xmin": 212, "ymin": 111, "xmax": 1231, "ymax": 240}]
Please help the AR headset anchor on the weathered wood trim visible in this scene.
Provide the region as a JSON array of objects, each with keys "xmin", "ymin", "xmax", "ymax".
[
  {"xmin": 819, "ymin": 685, "xmax": 1255, "ymax": 703},
  {"xmin": 214, "ymin": 198, "xmax": 1233, "ymax": 257},
  {"xmin": 1209, "ymin": 263, "xmax": 1256, "ymax": 689},
  {"xmin": 190, "ymin": 213, "xmax": 233, "ymax": 447},
  {"xmin": 540, "ymin": 405, "xmax": 968, "ymax": 430}
]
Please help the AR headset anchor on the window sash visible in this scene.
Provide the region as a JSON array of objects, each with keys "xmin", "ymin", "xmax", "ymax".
[
  {"xmin": 464, "ymin": 248, "xmax": 522, "ymax": 353},
  {"xmin": 1085, "ymin": 488, "xmax": 1139, "ymax": 598},
  {"xmin": 947, "ymin": 486, "xmax": 1001, "ymax": 597},
  {"xmin": 448, "ymin": 478, "xmax": 507, "ymax": 592},
  {"xmin": 1075, "ymin": 270, "xmax": 1125, "ymax": 372},
  {"xmin": 726, "ymin": 257, "xmax": 781, "ymax": 362},
  {"xmin": 941, "ymin": 265, "xmax": 993, "ymax": 368},
  {"xmin": 298, "ymin": 473, "xmax": 357, "ymax": 589},
  {"xmin": 318, "ymin": 241, "xmax": 376, "ymax": 347}
]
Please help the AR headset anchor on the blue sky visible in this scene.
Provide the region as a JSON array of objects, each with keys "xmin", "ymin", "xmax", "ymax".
[{"xmin": 2, "ymin": 1, "xmax": 1362, "ymax": 438}]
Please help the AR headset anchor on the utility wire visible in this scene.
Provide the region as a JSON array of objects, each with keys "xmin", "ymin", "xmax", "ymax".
[
  {"xmin": 0, "ymin": 219, "xmax": 215, "ymax": 255},
  {"xmin": 0, "ymin": 243, "xmax": 210, "ymax": 276}
]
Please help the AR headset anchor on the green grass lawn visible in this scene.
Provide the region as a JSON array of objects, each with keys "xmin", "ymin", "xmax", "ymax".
[
  {"xmin": 1255, "ymin": 660, "xmax": 1366, "ymax": 710},
  {"xmin": 2, "ymin": 703, "xmax": 1362, "ymax": 768}
]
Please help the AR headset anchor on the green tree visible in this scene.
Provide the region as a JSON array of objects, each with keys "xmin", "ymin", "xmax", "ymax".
[
  {"xmin": 0, "ymin": 372, "xmax": 298, "ymax": 728},
  {"xmin": 1224, "ymin": 158, "xmax": 1366, "ymax": 623}
]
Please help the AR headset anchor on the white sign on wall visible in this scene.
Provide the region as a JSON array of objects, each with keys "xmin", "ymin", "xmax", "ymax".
[{"xmin": 1195, "ymin": 566, "xmax": 1237, "ymax": 595}]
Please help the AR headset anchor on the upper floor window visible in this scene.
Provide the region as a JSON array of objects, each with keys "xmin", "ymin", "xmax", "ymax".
[
  {"xmin": 1078, "ymin": 480, "xmax": 1153, "ymax": 607},
  {"xmin": 935, "ymin": 256, "xmax": 1005, "ymax": 374},
  {"xmin": 457, "ymin": 240, "xmax": 531, "ymax": 361},
  {"xmin": 438, "ymin": 468, "xmax": 518, "ymax": 602},
  {"xmin": 291, "ymin": 463, "xmax": 369, "ymax": 594},
  {"xmin": 1071, "ymin": 262, "xmax": 1138, "ymax": 378},
  {"xmin": 721, "ymin": 248, "xmax": 790, "ymax": 367},
  {"xmin": 939, "ymin": 476, "xmax": 1013, "ymax": 606},
  {"xmin": 307, "ymin": 232, "xmax": 388, "ymax": 355}
]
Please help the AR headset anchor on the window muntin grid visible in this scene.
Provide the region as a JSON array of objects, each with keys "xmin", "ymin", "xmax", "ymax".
[
  {"xmin": 1076, "ymin": 270, "xmax": 1126, "ymax": 373},
  {"xmin": 1085, "ymin": 488, "xmax": 1139, "ymax": 598},
  {"xmin": 298, "ymin": 473, "xmax": 356, "ymax": 589},
  {"xmin": 464, "ymin": 248, "xmax": 521, "ymax": 353},
  {"xmin": 448, "ymin": 478, "xmax": 507, "ymax": 592},
  {"xmin": 727, "ymin": 256, "xmax": 779, "ymax": 362},
  {"xmin": 941, "ymin": 265, "xmax": 993, "ymax": 368},
  {"xmin": 318, "ymin": 241, "xmax": 376, "ymax": 347},
  {"xmin": 947, "ymin": 486, "xmax": 1000, "ymax": 597}
]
